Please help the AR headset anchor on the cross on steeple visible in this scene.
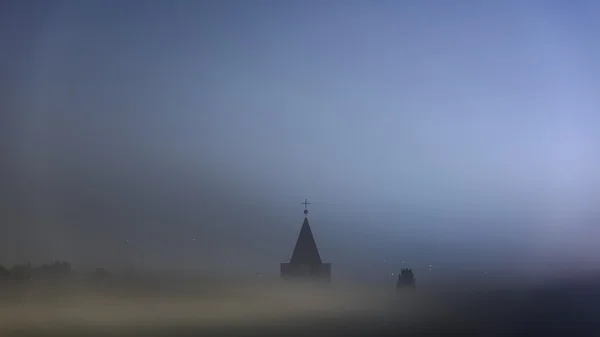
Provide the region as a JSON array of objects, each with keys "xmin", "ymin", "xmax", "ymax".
[{"xmin": 302, "ymin": 198, "xmax": 310, "ymax": 215}]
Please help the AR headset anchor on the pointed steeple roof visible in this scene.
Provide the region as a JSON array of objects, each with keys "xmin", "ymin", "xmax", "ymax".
[{"xmin": 290, "ymin": 216, "xmax": 322, "ymax": 265}]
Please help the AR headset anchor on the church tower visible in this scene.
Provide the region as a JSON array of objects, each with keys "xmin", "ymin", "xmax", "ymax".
[{"xmin": 280, "ymin": 199, "xmax": 331, "ymax": 282}]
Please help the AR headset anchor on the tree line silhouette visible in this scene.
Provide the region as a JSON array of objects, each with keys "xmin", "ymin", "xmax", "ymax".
[
  {"xmin": 0, "ymin": 261, "xmax": 73, "ymax": 282},
  {"xmin": 1, "ymin": 261, "xmax": 418, "ymax": 290}
]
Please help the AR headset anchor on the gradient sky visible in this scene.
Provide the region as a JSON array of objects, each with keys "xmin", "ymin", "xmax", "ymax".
[{"xmin": 2, "ymin": 0, "xmax": 600, "ymax": 280}]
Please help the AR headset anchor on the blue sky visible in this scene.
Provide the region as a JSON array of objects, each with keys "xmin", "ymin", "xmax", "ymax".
[{"xmin": 2, "ymin": 0, "xmax": 600, "ymax": 279}]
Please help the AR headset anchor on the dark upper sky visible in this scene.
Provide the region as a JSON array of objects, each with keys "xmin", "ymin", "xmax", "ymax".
[{"xmin": 1, "ymin": 0, "xmax": 600, "ymax": 279}]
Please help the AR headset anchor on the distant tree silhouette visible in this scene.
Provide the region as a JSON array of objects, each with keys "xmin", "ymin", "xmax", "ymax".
[
  {"xmin": 93, "ymin": 267, "xmax": 112, "ymax": 281},
  {"xmin": 33, "ymin": 261, "xmax": 72, "ymax": 280},
  {"xmin": 10, "ymin": 262, "xmax": 32, "ymax": 282},
  {"xmin": 0, "ymin": 265, "xmax": 9, "ymax": 280},
  {"xmin": 397, "ymin": 268, "xmax": 416, "ymax": 290}
]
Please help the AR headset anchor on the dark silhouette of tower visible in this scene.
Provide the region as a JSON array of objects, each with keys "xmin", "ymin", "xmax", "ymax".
[
  {"xmin": 397, "ymin": 268, "xmax": 416, "ymax": 290},
  {"xmin": 280, "ymin": 199, "xmax": 331, "ymax": 282}
]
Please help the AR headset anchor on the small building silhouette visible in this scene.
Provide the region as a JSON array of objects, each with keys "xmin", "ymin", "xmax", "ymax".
[
  {"xmin": 280, "ymin": 200, "xmax": 331, "ymax": 282},
  {"xmin": 397, "ymin": 268, "xmax": 416, "ymax": 290}
]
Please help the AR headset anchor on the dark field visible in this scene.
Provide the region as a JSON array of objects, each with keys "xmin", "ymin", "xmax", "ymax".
[{"xmin": 2, "ymin": 275, "xmax": 600, "ymax": 337}]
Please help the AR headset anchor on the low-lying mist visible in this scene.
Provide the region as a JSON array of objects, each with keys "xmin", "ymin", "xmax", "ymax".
[{"xmin": 1, "ymin": 272, "xmax": 600, "ymax": 336}]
